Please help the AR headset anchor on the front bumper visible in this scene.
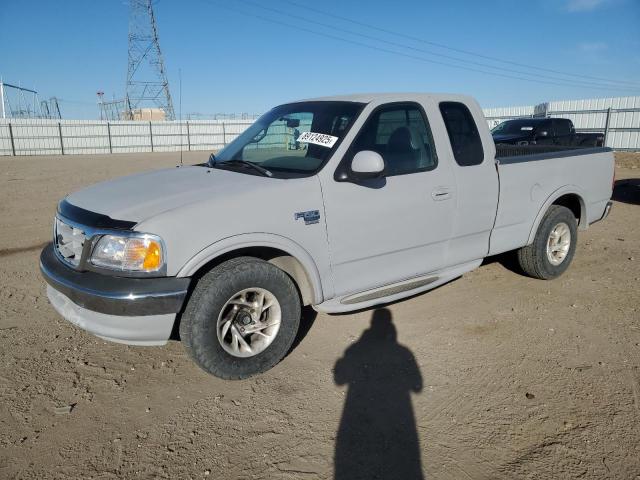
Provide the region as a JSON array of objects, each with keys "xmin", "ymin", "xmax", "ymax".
[{"xmin": 40, "ymin": 243, "xmax": 190, "ymax": 345}]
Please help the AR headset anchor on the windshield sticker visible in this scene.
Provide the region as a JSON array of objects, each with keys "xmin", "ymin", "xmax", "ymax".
[
  {"xmin": 297, "ymin": 131, "xmax": 339, "ymax": 148},
  {"xmin": 520, "ymin": 126, "xmax": 534, "ymax": 131}
]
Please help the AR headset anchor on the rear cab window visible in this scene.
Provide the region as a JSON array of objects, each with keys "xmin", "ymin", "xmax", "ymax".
[
  {"xmin": 553, "ymin": 119, "xmax": 572, "ymax": 136},
  {"xmin": 439, "ymin": 102, "xmax": 484, "ymax": 166}
]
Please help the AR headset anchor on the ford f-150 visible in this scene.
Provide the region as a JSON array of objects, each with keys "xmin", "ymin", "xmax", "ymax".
[{"xmin": 40, "ymin": 93, "xmax": 614, "ymax": 379}]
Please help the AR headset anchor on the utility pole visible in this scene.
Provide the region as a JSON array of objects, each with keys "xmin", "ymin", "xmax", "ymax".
[{"xmin": 126, "ymin": 0, "xmax": 175, "ymax": 120}]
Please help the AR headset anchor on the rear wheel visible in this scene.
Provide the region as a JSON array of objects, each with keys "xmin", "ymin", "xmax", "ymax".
[
  {"xmin": 180, "ymin": 257, "xmax": 301, "ymax": 379},
  {"xmin": 517, "ymin": 205, "xmax": 578, "ymax": 280}
]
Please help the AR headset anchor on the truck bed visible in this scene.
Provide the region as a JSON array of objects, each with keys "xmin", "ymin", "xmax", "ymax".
[
  {"xmin": 495, "ymin": 144, "xmax": 607, "ymax": 159},
  {"xmin": 489, "ymin": 146, "xmax": 614, "ymax": 256}
]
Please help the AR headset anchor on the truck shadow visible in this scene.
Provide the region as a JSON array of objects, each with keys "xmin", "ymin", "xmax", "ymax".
[
  {"xmin": 333, "ymin": 308, "xmax": 424, "ymax": 480},
  {"xmin": 289, "ymin": 306, "xmax": 317, "ymax": 353},
  {"xmin": 612, "ymin": 179, "xmax": 640, "ymax": 205},
  {"xmin": 481, "ymin": 251, "xmax": 523, "ymax": 275}
]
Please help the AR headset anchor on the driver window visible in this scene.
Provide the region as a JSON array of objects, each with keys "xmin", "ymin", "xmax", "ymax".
[{"xmin": 351, "ymin": 104, "xmax": 437, "ymax": 176}]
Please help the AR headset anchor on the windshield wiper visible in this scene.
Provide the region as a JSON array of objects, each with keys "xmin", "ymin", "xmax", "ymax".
[{"xmin": 215, "ymin": 159, "xmax": 273, "ymax": 177}]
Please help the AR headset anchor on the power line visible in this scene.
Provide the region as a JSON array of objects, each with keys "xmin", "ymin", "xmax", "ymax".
[
  {"xmin": 279, "ymin": 0, "xmax": 640, "ymax": 89},
  {"xmin": 209, "ymin": 1, "xmax": 639, "ymax": 93},
  {"xmin": 239, "ymin": 0, "xmax": 636, "ymax": 91},
  {"xmin": 57, "ymin": 98, "xmax": 97, "ymax": 106}
]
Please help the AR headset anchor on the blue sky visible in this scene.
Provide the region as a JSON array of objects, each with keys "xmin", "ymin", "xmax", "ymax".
[{"xmin": 1, "ymin": 0, "xmax": 639, "ymax": 119}]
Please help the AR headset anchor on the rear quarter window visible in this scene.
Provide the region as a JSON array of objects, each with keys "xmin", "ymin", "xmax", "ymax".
[
  {"xmin": 554, "ymin": 119, "xmax": 572, "ymax": 136},
  {"xmin": 439, "ymin": 102, "xmax": 484, "ymax": 166}
]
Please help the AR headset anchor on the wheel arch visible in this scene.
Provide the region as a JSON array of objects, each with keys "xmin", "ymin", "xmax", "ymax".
[
  {"xmin": 177, "ymin": 234, "xmax": 324, "ymax": 306},
  {"xmin": 527, "ymin": 186, "xmax": 587, "ymax": 245}
]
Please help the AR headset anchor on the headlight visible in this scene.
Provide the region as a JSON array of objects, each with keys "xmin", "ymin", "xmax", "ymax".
[{"xmin": 90, "ymin": 234, "xmax": 165, "ymax": 272}]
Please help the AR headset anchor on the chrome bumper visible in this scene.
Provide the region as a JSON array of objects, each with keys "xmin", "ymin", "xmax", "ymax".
[
  {"xmin": 40, "ymin": 243, "xmax": 189, "ymax": 316},
  {"xmin": 46, "ymin": 286, "xmax": 177, "ymax": 346},
  {"xmin": 591, "ymin": 200, "xmax": 613, "ymax": 225},
  {"xmin": 600, "ymin": 200, "xmax": 613, "ymax": 221}
]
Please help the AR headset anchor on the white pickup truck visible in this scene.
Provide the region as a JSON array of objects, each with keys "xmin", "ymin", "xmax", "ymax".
[{"xmin": 41, "ymin": 93, "xmax": 614, "ymax": 379}]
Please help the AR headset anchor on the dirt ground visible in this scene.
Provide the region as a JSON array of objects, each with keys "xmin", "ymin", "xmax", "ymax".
[{"xmin": 1, "ymin": 151, "xmax": 639, "ymax": 479}]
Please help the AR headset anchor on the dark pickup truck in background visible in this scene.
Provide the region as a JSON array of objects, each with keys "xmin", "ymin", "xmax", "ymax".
[{"xmin": 492, "ymin": 118, "xmax": 604, "ymax": 147}]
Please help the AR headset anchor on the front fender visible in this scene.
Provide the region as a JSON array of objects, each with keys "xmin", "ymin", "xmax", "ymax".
[{"xmin": 176, "ymin": 232, "xmax": 326, "ymax": 305}]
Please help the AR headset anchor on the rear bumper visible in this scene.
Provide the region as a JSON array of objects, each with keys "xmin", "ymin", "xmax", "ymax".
[
  {"xmin": 40, "ymin": 243, "xmax": 190, "ymax": 345},
  {"xmin": 591, "ymin": 200, "xmax": 613, "ymax": 225}
]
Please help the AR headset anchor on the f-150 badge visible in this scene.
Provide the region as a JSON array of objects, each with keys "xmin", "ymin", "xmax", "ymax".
[{"xmin": 295, "ymin": 210, "xmax": 320, "ymax": 225}]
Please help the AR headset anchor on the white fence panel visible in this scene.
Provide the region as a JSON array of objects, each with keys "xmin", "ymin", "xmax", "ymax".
[
  {"xmin": 0, "ymin": 124, "xmax": 12, "ymax": 155},
  {"xmin": 61, "ymin": 122, "xmax": 110, "ymax": 154},
  {"xmin": 12, "ymin": 119, "xmax": 61, "ymax": 155},
  {"xmin": 188, "ymin": 121, "xmax": 226, "ymax": 150},
  {"xmin": 483, "ymin": 106, "xmax": 535, "ymax": 129},
  {"xmin": 0, "ymin": 118, "xmax": 257, "ymax": 156},
  {"xmin": 2, "ymin": 97, "xmax": 638, "ymax": 155},
  {"xmin": 110, "ymin": 122, "xmax": 152, "ymax": 153}
]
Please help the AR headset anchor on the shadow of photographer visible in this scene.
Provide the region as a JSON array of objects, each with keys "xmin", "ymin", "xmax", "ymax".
[{"xmin": 333, "ymin": 308, "xmax": 424, "ymax": 480}]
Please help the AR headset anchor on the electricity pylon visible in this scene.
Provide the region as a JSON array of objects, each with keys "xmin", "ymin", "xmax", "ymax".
[{"xmin": 125, "ymin": 0, "xmax": 175, "ymax": 120}]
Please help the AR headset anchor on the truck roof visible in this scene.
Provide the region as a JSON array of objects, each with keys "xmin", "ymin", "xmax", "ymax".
[
  {"xmin": 292, "ymin": 92, "xmax": 477, "ymax": 105},
  {"xmin": 501, "ymin": 118, "xmax": 558, "ymax": 123}
]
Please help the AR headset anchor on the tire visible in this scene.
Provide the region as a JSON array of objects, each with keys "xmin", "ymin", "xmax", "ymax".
[
  {"xmin": 179, "ymin": 256, "xmax": 301, "ymax": 380},
  {"xmin": 517, "ymin": 205, "xmax": 578, "ymax": 280}
]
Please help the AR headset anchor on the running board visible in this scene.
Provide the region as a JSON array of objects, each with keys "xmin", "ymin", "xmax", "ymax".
[
  {"xmin": 340, "ymin": 276, "xmax": 439, "ymax": 305},
  {"xmin": 313, "ymin": 259, "xmax": 483, "ymax": 314}
]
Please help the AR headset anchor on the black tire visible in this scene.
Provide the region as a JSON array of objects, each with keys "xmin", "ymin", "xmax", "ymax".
[
  {"xmin": 517, "ymin": 205, "xmax": 578, "ymax": 280},
  {"xmin": 179, "ymin": 257, "xmax": 301, "ymax": 380}
]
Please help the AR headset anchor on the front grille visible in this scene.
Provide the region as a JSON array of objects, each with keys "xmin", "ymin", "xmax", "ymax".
[{"xmin": 54, "ymin": 217, "xmax": 86, "ymax": 267}]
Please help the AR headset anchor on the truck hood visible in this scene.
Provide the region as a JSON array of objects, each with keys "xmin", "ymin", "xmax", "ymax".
[{"xmin": 64, "ymin": 166, "xmax": 277, "ymax": 224}]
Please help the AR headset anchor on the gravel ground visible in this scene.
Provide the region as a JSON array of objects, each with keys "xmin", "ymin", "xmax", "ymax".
[{"xmin": 0, "ymin": 151, "xmax": 639, "ymax": 479}]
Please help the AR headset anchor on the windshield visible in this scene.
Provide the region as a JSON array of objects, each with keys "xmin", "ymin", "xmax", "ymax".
[
  {"xmin": 491, "ymin": 119, "xmax": 541, "ymax": 135},
  {"xmin": 212, "ymin": 101, "xmax": 364, "ymax": 177}
]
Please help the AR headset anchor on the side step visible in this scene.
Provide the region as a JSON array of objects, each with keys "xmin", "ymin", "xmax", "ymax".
[
  {"xmin": 341, "ymin": 276, "xmax": 438, "ymax": 305},
  {"xmin": 313, "ymin": 259, "xmax": 483, "ymax": 314}
]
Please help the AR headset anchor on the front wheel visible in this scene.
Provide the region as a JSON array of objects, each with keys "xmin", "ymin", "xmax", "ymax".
[
  {"xmin": 179, "ymin": 257, "xmax": 301, "ymax": 379},
  {"xmin": 516, "ymin": 205, "xmax": 578, "ymax": 280}
]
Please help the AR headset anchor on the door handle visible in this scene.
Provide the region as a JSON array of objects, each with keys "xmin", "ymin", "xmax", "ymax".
[{"xmin": 431, "ymin": 187, "xmax": 453, "ymax": 201}]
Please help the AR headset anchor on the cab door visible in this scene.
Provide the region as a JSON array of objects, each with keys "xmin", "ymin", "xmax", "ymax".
[
  {"xmin": 438, "ymin": 101, "xmax": 499, "ymax": 266},
  {"xmin": 320, "ymin": 102, "xmax": 456, "ymax": 297}
]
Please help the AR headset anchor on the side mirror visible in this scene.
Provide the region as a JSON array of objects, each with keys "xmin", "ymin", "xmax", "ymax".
[
  {"xmin": 537, "ymin": 130, "xmax": 548, "ymax": 138},
  {"xmin": 351, "ymin": 150, "xmax": 385, "ymax": 179}
]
